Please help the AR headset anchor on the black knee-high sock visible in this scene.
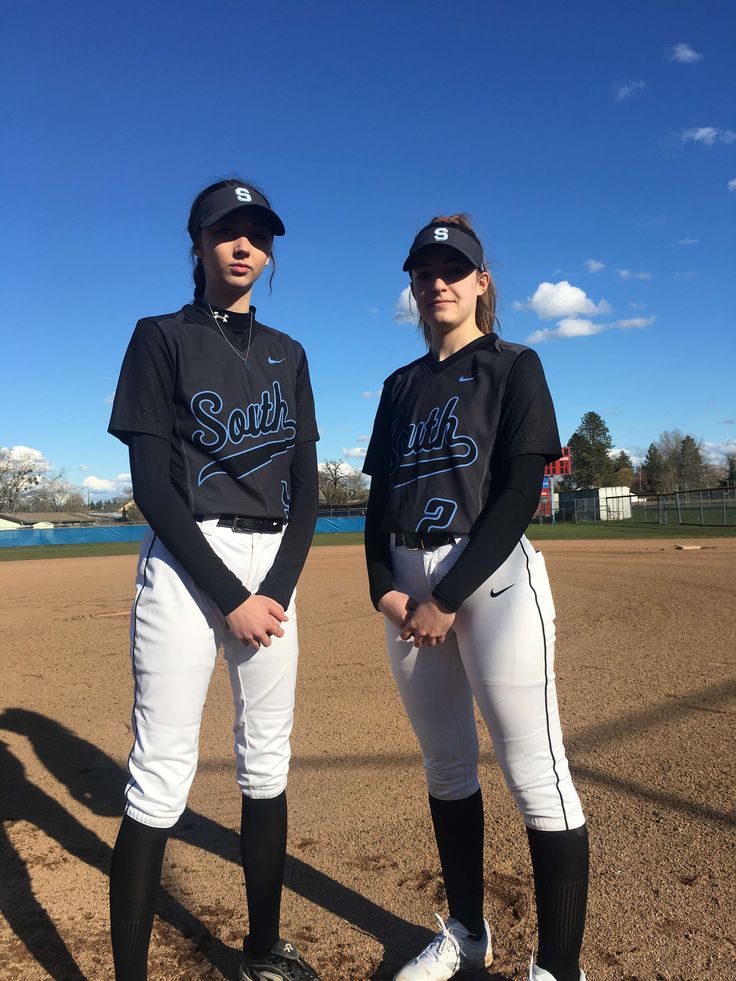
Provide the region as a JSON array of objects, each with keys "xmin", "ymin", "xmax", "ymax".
[
  {"xmin": 428, "ymin": 789, "xmax": 485, "ymax": 936},
  {"xmin": 241, "ymin": 791, "xmax": 287, "ymax": 957},
  {"xmin": 109, "ymin": 815, "xmax": 169, "ymax": 981},
  {"xmin": 527, "ymin": 824, "xmax": 589, "ymax": 981}
]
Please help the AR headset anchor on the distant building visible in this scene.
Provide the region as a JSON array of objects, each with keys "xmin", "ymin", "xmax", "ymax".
[{"xmin": 558, "ymin": 487, "xmax": 633, "ymax": 521}]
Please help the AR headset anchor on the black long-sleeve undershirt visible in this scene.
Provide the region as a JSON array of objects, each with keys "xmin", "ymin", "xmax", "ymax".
[
  {"xmin": 129, "ymin": 433, "xmax": 318, "ymax": 616},
  {"xmin": 364, "ymin": 453, "xmax": 547, "ymax": 613}
]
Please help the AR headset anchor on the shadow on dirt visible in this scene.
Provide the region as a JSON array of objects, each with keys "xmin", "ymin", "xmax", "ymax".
[
  {"xmin": 0, "ymin": 708, "xmax": 427, "ymax": 980},
  {"xmin": 2, "ymin": 678, "xmax": 733, "ymax": 978}
]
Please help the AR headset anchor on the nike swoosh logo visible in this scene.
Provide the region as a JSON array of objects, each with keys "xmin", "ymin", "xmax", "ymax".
[
  {"xmin": 458, "ymin": 374, "xmax": 476, "ymax": 382},
  {"xmin": 490, "ymin": 584, "xmax": 513, "ymax": 598},
  {"xmin": 268, "ymin": 356, "xmax": 286, "ymax": 364}
]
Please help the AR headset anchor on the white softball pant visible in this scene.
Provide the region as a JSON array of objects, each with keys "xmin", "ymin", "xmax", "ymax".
[
  {"xmin": 385, "ymin": 535, "xmax": 584, "ymax": 832},
  {"xmin": 124, "ymin": 520, "xmax": 298, "ymax": 829}
]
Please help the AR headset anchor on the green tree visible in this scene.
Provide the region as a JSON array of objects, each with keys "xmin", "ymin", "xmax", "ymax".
[
  {"xmin": 651, "ymin": 430, "xmax": 705, "ymax": 491},
  {"xmin": 567, "ymin": 411, "xmax": 615, "ymax": 488},
  {"xmin": 639, "ymin": 443, "xmax": 665, "ymax": 494},
  {"xmin": 677, "ymin": 435, "xmax": 704, "ymax": 489},
  {"xmin": 611, "ymin": 450, "xmax": 635, "ymax": 488}
]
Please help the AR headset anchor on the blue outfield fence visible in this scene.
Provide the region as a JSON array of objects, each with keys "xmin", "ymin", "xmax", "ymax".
[
  {"xmin": 314, "ymin": 516, "xmax": 365, "ymax": 533},
  {"xmin": 0, "ymin": 525, "xmax": 149, "ymax": 548},
  {"xmin": 0, "ymin": 517, "xmax": 366, "ymax": 549}
]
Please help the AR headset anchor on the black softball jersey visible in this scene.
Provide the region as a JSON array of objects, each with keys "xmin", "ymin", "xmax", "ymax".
[
  {"xmin": 108, "ymin": 301, "xmax": 319, "ymax": 615},
  {"xmin": 109, "ymin": 301, "xmax": 319, "ymax": 519},
  {"xmin": 363, "ymin": 334, "xmax": 561, "ymax": 611},
  {"xmin": 363, "ymin": 334, "xmax": 561, "ymax": 534}
]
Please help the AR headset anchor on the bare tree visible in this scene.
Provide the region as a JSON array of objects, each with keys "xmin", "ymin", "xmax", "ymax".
[
  {"xmin": 344, "ymin": 469, "xmax": 368, "ymax": 502},
  {"xmin": 0, "ymin": 447, "xmax": 49, "ymax": 511},
  {"xmin": 655, "ymin": 429, "xmax": 705, "ymax": 491},
  {"xmin": 24, "ymin": 471, "xmax": 85, "ymax": 512},
  {"xmin": 318, "ymin": 460, "xmax": 348, "ymax": 505}
]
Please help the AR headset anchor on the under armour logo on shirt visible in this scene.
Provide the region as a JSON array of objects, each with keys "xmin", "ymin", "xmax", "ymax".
[{"xmin": 212, "ymin": 311, "xmax": 229, "ymax": 324}]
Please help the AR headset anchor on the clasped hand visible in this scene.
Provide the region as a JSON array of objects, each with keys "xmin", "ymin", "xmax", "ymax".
[
  {"xmin": 226, "ymin": 594, "xmax": 288, "ymax": 650},
  {"xmin": 378, "ymin": 590, "xmax": 455, "ymax": 647}
]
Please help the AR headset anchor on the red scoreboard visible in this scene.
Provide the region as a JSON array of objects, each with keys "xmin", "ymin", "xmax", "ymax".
[{"xmin": 544, "ymin": 446, "xmax": 571, "ymax": 477}]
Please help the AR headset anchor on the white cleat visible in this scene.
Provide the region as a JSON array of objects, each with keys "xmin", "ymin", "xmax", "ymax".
[
  {"xmin": 393, "ymin": 913, "xmax": 493, "ymax": 980},
  {"xmin": 528, "ymin": 952, "xmax": 587, "ymax": 981}
]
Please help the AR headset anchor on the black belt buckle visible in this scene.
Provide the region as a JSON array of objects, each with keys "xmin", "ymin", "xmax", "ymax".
[
  {"xmin": 218, "ymin": 515, "xmax": 283, "ymax": 534},
  {"xmin": 395, "ymin": 531, "xmax": 454, "ymax": 550}
]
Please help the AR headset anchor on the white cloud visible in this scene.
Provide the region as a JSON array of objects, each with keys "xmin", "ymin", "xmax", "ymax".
[
  {"xmin": 612, "ymin": 316, "xmax": 655, "ymax": 329},
  {"xmin": 393, "ymin": 286, "xmax": 418, "ymax": 325},
  {"xmin": 1, "ymin": 444, "xmax": 48, "ymax": 466},
  {"xmin": 116, "ymin": 472, "xmax": 131, "ymax": 483},
  {"xmin": 728, "ymin": 179, "xmax": 736, "ymax": 192},
  {"xmin": 515, "ymin": 280, "xmax": 611, "ymax": 320},
  {"xmin": 703, "ymin": 438, "xmax": 736, "ymax": 466},
  {"xmin": 342, "ymin": 447, "xmax": 368, "ymax": 459},
  {"xmin": 670, "ymin": 42, "xmax": 703, "ymax": 64},
  {"xmin": 318, "ymin": 460, "xmax": 356, "ymax": 476},
  {"xmin": 368, "ymin": 307, "xmax": 379, "ymax": 315},
  {"xmin": 628, "ymin": 302, "xmax": 646, "ymax": 310},
  {"xmin": 673, "ymin": 238, "xmax": 698, "ymax": 246},
  {"xmin": 526, "ymin": 319, "xmax": 604, "ymax": 343},
  {"xmin": 103, "ymin": 393, "xmax": 115, "ymax": 405},
  {"xmin": 680, "ymin": 126, "xmax": 736, "ymax": 146},
  {"xmin": 360, "ymin": 390, "xmax": 381, "ymax": 399},
  {"xmin": 616, "ymin": 269, "xmax": 653, "ymax": 280},
  {"xmin": 357, "ymin": 435, "xmax": 370, "ymax": 442},
  {"xmin": 611, "ymin": 446, "xmax": 645, "ymax": 467},
  {"xmin": 615, "ymin": 80, "xmax": 646, "ymax": 102},
  {"xmin": 526, "ymin": 314, "xmax": 654, "ymax": 344},
  {"xmin": 82, "ymin": 475, "xmax": 116, "ymax": 492},
  {"xmin": 79, "ymin": 464, "xmax": 89, "ymax": 472},
  {"xmin": 585, "ymin": 259, "xmax": 605, "ymax": 273}
]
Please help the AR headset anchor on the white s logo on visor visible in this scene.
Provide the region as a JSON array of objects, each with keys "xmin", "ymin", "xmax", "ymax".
[
  {"xmin": 433, "ymin": 227, "xmax": 449, "ymax": 241},
  {"xmin": 235, "ymin": 187, "xmax": 253, "ymax": 202}
]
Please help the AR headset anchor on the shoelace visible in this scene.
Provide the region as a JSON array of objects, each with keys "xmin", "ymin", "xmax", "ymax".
[{"xmin": 415, "ymin": 914, "xmax": 459, "ymax": 964}]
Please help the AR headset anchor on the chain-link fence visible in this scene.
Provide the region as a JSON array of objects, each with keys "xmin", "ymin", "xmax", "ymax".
[
  {"xmin": 548, "ymin": 486, "xmax": 736, "ymax": 525},
  {"xmin": 317, "ymin": 504, "xmax": 367, "ymax": 519}
]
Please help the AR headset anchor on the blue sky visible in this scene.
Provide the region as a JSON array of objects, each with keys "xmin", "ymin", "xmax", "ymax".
[{"xmin": 2, "ymin": 0, "xmax": 734, "ymax": 496}]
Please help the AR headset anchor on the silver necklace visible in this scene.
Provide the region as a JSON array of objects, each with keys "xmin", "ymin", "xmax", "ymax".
[{"xmin": 208, "ymin": 303, "xmax": 254, "ymax": 369}]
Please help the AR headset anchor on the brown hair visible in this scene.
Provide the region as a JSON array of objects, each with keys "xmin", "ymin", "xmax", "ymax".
[
  {"xmin": 187, "ymin": 177, "xmax": 276, "ymax": 299},
  {"xmin": 413, "ymin": 213, "xmax": 498, "ymax": 348}
]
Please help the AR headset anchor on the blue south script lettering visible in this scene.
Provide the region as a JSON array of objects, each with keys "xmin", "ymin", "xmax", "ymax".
[
  {"xmin": 191, "ymin": 381, "xmax": 297, "ymax": 485},
  {"xmin": 390, "ymin": 396, "xmax": 478, "ymax": 489}
]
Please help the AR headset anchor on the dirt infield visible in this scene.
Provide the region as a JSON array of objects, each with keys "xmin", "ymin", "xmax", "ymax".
[{"xmin": 1, "ymin": 540, "xmax": 734, "ymax": 980}]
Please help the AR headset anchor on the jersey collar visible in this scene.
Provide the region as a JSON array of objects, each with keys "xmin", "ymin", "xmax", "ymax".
[{"xmin": 423, "ymin": 332, "xmax": 500, "ymax": 374}]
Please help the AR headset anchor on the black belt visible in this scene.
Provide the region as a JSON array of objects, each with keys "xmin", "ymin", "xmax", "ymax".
[
  {"xmin": 217, "ymin": 515, "xmax": 283, "ymax": 533},
  {"xmin": 395, "ymin": 531, "xmax": 455, "ymax": 549}
]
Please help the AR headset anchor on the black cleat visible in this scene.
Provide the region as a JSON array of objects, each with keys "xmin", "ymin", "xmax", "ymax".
[{"xmin": 239, "ymin": 938, "xmax": 322, "ymax": 981}]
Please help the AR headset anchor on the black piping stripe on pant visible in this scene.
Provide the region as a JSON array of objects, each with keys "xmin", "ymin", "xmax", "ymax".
[
  {"xmin": 519, "ymin": 537, "xmax": 569, "ymax": 830},
  {"xmin": 124, "ymin": 533, "xmax": 157, "ymax": 809}
]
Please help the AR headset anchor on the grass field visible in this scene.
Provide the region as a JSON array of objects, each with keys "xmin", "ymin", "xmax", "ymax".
[
  {"xmin": 525, "ymin": 520, "xmax": 736, "ymax": 540},
  {"xmin": 1, "ymin": 522, "xmax": 734, "ymax": 562}
]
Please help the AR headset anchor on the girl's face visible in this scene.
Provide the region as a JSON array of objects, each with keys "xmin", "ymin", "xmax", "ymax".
[
  {"xmin": 410, "ymin": 246, "xmax": 489, "ymax": 333},
  {"xmin": 194, "ymin": 212, "xmax": 273, "ymax": 299}
]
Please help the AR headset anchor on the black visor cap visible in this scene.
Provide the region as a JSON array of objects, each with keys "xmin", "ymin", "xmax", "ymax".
[
  {"xmin": 403, "ymin": 222, "xmax": 484, "ymax": 272},
  {"xmin": 189, "ymin": 184, "xmax": 286, "ymax": 240}
]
